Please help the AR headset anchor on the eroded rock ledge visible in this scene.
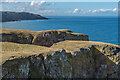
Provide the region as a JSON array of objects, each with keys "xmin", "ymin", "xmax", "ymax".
[
  {"xmin": 1, "ymin": 29, "xmax": 120, "ymax": 79},
  {"xmin": 2, "ymin": 41, "xmax": 120, "ymax": 78},
  {"xmin": 1, "ymin": 28, "xmax": 89, "ymax": 47}
]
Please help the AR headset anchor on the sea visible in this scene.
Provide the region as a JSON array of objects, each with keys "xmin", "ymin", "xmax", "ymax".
[{"xmin": 1, "ymin": 16, "xmax": 118, "ymax": 45}]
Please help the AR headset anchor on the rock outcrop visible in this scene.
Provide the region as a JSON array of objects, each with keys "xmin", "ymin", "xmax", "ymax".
[
  {"xmin": 1, "ymin": 28, "xmax": 89, "ymax": 47},
  {"xmin": 1, "ymin": 29, "xmax": 120, "ymax": 79},
  {"xmin": 1, "ymin": 41, "xmax": 120, "ymax": 79}
]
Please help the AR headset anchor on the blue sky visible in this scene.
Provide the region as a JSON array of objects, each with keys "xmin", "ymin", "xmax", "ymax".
[{"xmin": 1, "ymin": 1, "xmax": 118, "ymax": 16}]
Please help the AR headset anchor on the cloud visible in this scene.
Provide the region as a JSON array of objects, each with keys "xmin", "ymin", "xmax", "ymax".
[
  {"xmin": 30, "ymin": 1, "xmax": 35, "ymax": 6},
  {"xmin": 73, "ymin": 8, "xmax": 79, "ymax": 13},
  {"xmin": 89, "ymin": 8, "xmax": 117, "ymax": 13},
  {"xmin": 112, "ymin": 8, "xmax": 117, "ymax": 12},
  {"xmin": 30, "ymin": 1, "xmax": 46, "ymax": 6},
  {"xmin": 99, "ymin": 9, "xmax": 108, "ymax": 12},
  {"xmin": 40, "ymin": 1, "xmax": 46, "ymax": 4},
  {"xmin": 92, "ymin": 10, "xmax": 97, "ymax": 13},
  {"xmin": 1, "ymin": 0, "xmax": 12, "ymax": 2},
  {"xmin": 38, "ymin": 10, "xmax": 55, "ymax": 13},
  {"xmin": 1, "ymin": 0, "xmax": 18, "ymax": 3}
]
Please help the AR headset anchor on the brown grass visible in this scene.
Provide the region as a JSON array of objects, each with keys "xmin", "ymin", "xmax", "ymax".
[{"xmin": 2, "ymin": 40, "xmax": 119, "ymax": 64}]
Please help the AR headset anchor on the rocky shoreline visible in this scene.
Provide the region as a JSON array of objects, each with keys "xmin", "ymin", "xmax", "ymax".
[{"xmin": 1, "ymin": 28, "xmax": 120, "ymax": 79}]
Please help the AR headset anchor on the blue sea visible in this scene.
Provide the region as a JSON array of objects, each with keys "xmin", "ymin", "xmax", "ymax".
[{"xmin": 1, "ymin": 16, "xmax": 118, "ymax": 45}]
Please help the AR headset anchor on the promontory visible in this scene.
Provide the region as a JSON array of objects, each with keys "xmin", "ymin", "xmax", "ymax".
[{"xmin": 0, "ymin": 11, "xmax": 48, "ymax": 22}]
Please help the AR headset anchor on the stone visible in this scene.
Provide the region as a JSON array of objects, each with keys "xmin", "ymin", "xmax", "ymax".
[{"xmin": 2, "ymin": 44, "xmax": 120, "ymax": 78}]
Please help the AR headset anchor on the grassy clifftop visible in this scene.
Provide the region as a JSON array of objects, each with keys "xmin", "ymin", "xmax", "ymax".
[
  {"xmin": 1, "ymin": 28, "xmax": 120, "ymax": 78},
  {"xmin": 2, "ymin": 41, "xmax": 120, "ymax": 78},
  {"xmin": 1, "ymin": 28, "xmax": 119, "ymax": 64},
  {"xmin": 1, "ymin": 28, "xmax": 89, "ymax": 47},
  {"xmin": 2, "ymin": 41, "xmax": 120, "ymax": 64}
]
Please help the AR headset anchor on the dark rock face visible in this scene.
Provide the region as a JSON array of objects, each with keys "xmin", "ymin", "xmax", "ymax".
[
  {"xmin": 0, "ymin": 11, "xmax": 48, "ymax": 22},
  {"xmin": 2, "ymin": 58, "xmax": 30, "ymax": 78},
  {"xmin": 2, "ymin": 32, "xmax": 34, "ymax": 44},
  {"xmin": 32, "ymin": 31, "xmax": 89, "ymax": 47},
  {"xmin": 29, "ymin": 55, "xmax": 45, "ymax": 78},
  {"xmin": 2, "ymin": 45, "xmax": 120, "ymax": 79},
  {"xmin": 1, "ymin": 29, "xmax": 89, "ymax": 47}
]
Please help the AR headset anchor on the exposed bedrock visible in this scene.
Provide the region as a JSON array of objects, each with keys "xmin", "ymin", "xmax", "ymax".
[
  {"xmin": 2, "ymin": 45, "xmax": 120, "ymax": 79},
  {"xmin": 1, "ymin": 28, "xmax": 89, "ymax": 47},
  {"xmin": 1, "ymin": 28, "xmax": 120, "ymax": 79}
]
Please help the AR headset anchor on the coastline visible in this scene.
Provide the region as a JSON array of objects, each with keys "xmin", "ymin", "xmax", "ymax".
[{"xmin": 1, "ymin": 28, "xmax": 120, "ymax": 78}]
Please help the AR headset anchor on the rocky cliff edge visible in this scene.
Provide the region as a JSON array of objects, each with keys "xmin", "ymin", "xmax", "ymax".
[
  {"xmin": 1, "ymin": 29, "xmax": 120, "ymax": 79},
  {"xmin": 1, "ymin": 28, "xmax": 89, "ymax": 47}
]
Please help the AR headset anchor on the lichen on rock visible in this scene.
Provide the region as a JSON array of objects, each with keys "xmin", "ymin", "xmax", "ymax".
[
  {"xmin": 2, "ymin": 44, "xmax": 120, "ymax": 79},
  {"xmin": 1, "ymin": 29, "xmax": 120, "ymax": 79}
]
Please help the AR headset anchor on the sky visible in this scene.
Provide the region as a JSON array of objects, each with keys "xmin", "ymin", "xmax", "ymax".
[
  {"xmin": 1, "ymin": 1, "xmax": 119, "ymax": 16},
  {"xmin": 1, "ymin": 0, "xmax": 120, "ymax": 2}
]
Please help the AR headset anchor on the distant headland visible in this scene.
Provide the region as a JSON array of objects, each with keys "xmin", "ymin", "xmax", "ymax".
[{"xmin": 0, "ymin": 11, "xmax": 48, "ymax": 22}]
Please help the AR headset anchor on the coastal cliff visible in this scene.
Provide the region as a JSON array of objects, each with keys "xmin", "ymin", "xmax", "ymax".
[
  {"xmin": 0, "ymin": 11, "xmax": 48, "ymax": 22},
  {"xmin": 1, "ymin": 28, "xmax": 89, "ymax": 47},
  {"xmin": 1, "ymin": 29, "xmax": 120, "ymax": 79},
  {"xmin": 2, "ymin": 41, "xmax": 120, "ymax": 78}
]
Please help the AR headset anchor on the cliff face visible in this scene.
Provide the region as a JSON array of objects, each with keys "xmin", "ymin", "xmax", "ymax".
[
  {"xmin": 2, "ymin": 41, "xmax": 120, "ymax": 78},
  {"xmin": 0, "ymin": 11, "xmax": 48, "ymax": 22},
  {"xmin": 1, "ymin": 29, "xmax": 120, "ymax": 79},
  {"xmin": 1, "ymin": 29, "xmax": 89, "ymax": 47}
]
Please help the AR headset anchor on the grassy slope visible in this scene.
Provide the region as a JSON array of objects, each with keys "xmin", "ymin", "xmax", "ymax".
[
  {"xmin": 1, "ymin": 28, "xmax": 88, "ymax": 37},
  {"xmin": 2, "ymin": 41, "xmax": 120, "ymax": 64},
  {"xmin": 2, "ymin": 42, "xmax": 51, "ymax": 64}
]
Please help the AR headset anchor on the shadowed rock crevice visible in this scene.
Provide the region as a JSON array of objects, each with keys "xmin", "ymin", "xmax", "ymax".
[{"xmin": 2, "ymin": 45, "xmax": 120, "ymax": 79}]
